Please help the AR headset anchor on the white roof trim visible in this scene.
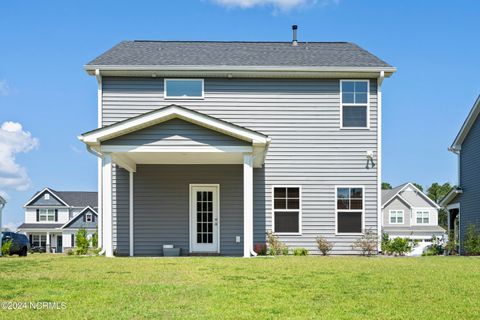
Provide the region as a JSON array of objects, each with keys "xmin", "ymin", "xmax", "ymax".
[
  {"xmin": 382, "ymin": 183, "xmax": 440, "ymax": 209},
  {"xmin": 450, "ymin": 95, "xmax": 480, "ymax": 151},
  {"xmin": 23, "ymin": 187, "xmax": 70, "ymax": 208},
  {"xmin": 439, "ymin": 188, "xmax": 463, "ymax": 207},
  {"xmin": 79, "ymin": 105, "xmax": 269, "ymax": 146},
  {"xmin": 60, "ymin": 206, "xmax": 98, "ymax": 229}
]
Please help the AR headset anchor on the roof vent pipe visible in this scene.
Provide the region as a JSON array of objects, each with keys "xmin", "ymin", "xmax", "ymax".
[{"xmin": 292, "ymin": 25, "xmax": 298, "ymax": 46}]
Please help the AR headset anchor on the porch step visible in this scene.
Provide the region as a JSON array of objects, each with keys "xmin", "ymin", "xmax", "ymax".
[{"xmin": 189, "ymin": 252, "xmax": 221, "ymax": 257}]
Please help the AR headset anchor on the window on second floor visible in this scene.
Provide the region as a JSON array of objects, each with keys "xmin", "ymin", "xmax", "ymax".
[
  {"xmin": 389, "ymin": 210, "xmax": 404, "ymax": 224},
  {"xmin": 340, "ymin": 80, "xmax": 369, "ymax": 128},
  {"xmin": 165, "ymin": 79, "xmax": 204, "ymax": 99},
  {"xmin": 85, "ymin": 213, "xmax": 93, "ymax": 223},
  {"xmin": 416, "ymin": 211, "xmax": 430, "ymax": 224},
  {"xmin": 39, "ymin": 209, "xmax": 56, "ymax": 222},
  {"xmin": 44, "ymin": 193, "xmax": 50, "ymax": 200}
]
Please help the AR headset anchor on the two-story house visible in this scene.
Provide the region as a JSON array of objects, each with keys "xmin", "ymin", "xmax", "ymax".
[
  {"xmin": 441, "ymin": 95, "xmax": 480, "ymax": 253},
  {"xmin": 79, "ymin": 29, "xmax": 396, "ymax": 256},
  {"xmin": 382, "ymin": 183, "xmax": 445, "ymax": 246},
  {"xmin": 18, "ymin": 188, "xmax": 98, "ymax": 253}
]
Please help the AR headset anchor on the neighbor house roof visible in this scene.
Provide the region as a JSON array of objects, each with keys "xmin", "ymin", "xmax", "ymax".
[
  {"xmin": 25, "ymin": 187, "xmax": 97, "ymax": 208},
  {"xmin": 381, "ymin": 183, "xmax": 440, "ymax": 209},
  {"xmin": 17, "ymin": 223, "xmax": 64, "ymax": 230},
  {"xmin": 450, "ymin": 95, "xmax": 480, "ymax": 151},
  {"xmin": 85, "ymin": 41, "xmax": 396, "ymax": 76}
]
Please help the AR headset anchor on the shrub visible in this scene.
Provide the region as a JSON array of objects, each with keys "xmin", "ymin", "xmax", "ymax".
[
  {"xmin": 254, "ymin": 243, "xmax": 267, "ymax": 255},
  {"xmin": 422, "ymin": 236, "xmax": 444, "ymax": 256},
  {"xmin": 352, "ymin": 229, "xmax": 378, "ymax": 256},
  {"xmin": 66, "ymin": 249, "xmax": 74, "ymax": 256},
  {"xmin": 91, "ymin": 232, "xmax": 98, "ymax": 248},
  {"xmin": 75, "ymin": 228, "xmax": 89, "ymax": 255},
  {"xmin": 293, "ymin": 248, "xmax": 308, "ymax": 256},
  {"xmin": 389, "ymin": 238, "xmax": 415, "ymax": 256},
  {"xmin": 1, "ymin": 239, "xmax": 12, "ymax": 256},
  {"xmin": 445, "ymin": 231, "xmax": 458, "ymax": 255},
  {"xmin": 381, "ymin": 233, "xmax": 391, "ymax": 254},
  {"xmin": 316, "ymin": 236, "xmax": 333, "ymax": 256},
  {"xmin": 266, "ymin": 231, "xmax": 288, "ymax": 256},
  {"xmin": 464, "ymin": 224, "xmax": 480, "ymax": 255}
]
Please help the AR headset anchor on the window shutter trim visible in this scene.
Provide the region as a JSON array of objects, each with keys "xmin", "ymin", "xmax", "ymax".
[
  {"xmin": 55, "ymin": 209, "xmax": 58, "ymax": 222},
  {"xmin": 36, "ymin": 209, "xmax": 39, "ymax": 222}
]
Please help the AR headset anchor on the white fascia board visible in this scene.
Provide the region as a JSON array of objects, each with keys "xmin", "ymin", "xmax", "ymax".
[
  {"xmin": 80, "ymin": 106, "xmax": 268, "ymax": 146},
  {"xmin": 101, "ymin": 145, "xmax": 253, "ymax": 153},
  {"xmin": 450, "ymin": 95, "xmax": 480, "ymax": 151},
  {"xmin": 85, "ymin": 64, "xmax": 397, "ymax": 75}
]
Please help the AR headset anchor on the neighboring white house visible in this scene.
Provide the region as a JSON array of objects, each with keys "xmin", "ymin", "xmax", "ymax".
[
  {"xmin": 17, "ymin": 188, "xmax": 98, "ymax": 253},
  {"xmin": 382, "ymin": 183, "xmax": 445, "ymax": 254}
]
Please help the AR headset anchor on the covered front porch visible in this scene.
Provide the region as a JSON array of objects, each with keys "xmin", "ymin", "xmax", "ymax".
[{"xmin": 80, "ymin": 105, "xmax": 270, "ymax": 257}]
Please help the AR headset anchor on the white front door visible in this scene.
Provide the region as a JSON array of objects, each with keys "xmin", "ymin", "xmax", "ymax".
[{"xmin": 190, "ymin": 185, "xmax": 219, "ymax": 253}]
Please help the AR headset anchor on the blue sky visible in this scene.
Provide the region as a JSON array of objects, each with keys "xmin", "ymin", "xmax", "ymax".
[{"xmin": 1, "ymin": 0, "xmax": 479, "ymax": 229}]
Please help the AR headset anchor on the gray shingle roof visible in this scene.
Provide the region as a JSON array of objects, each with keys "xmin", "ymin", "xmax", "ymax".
[
  {"xmin": 17, "ymin": 223, "xmax": 64, "ymax": 230},
  {"xmin": 86, "ymin": 41, "xmax": 393, "ymax": 68},
  {"xmin": 53, "ymin": 191, "xmax": 97, "ymax": 208},
  {"xmin": 381, "ymin": 183, "xmax": 409, "ymax": 206}
]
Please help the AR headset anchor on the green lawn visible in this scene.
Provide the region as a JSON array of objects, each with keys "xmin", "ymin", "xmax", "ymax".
[{"xmin": 0, "ymin": 255, "xmax": 479, "ymax": 319}]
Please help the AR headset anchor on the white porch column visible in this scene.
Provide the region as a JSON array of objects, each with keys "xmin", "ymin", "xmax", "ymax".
[
  {"xmin": 129, "ymin": 171, "xmax": 134, "ymax": 257},
  {"xmin": 97, "ymin": 158, "xmax": 103, "ymax": 249},
  {"xmin": 46, "ymin": 232, "xmax": 51, "ymax": 253},
  {"xmin": 243, "ymin": 153, "xmax": 254, "ymax": 257},
  {"xmin": 102, "ymin": 154, "xmax": 114, "ymax": 257}
]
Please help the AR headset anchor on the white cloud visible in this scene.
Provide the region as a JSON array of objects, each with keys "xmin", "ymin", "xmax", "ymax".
[
  {"xmin": 0, "ymin": 80, "xmax": 11, "ymax": 96},
  {"xmin": 2, "ymin": 222, "xmax": 18, "ymax": 232},
  {"xmin": 210, "ymin": 0, "xmax": 338, "ymax": 11},
  {"xmin": 70, "ymin": 144, "xmax": 83, "ymax": 154},
  {"xmin": 0, "ymin": 121, "xmax": 39, "ymax": 191}
]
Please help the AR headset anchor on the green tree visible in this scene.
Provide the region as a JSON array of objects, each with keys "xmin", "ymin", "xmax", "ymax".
[
  {"xmin": 382, "ymin": 182, "xmax": 392, "ymax": 190},
  {"xmin": 412, "ymin": 183, "xmax": 424, "ymax": 192},
  {"xmin": 427, "ymin": 182, "xmax": 452, "ymax": 229}
]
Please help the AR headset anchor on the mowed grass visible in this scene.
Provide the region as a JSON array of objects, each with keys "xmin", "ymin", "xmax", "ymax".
[{"xmin": 0, "ymin": 255, "xmax": 479, "ymax": 319}]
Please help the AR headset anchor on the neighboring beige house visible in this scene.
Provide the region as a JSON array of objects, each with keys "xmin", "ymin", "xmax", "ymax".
[{"xmin": 382, "ymin": 183, "xmax": 445, "ymax": 246}]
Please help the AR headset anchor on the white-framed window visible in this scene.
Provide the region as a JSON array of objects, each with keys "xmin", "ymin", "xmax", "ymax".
[
  {"xmin": 85, "ymin": 213, "xmax": 93, "ymax": 222},
  {"xmin": 335, "ymin": 186, "xmax": 364, "ymax": 234},
  {"xmin": 32, "ymin": 234, "xmax": 47, "ymax": 247},
  {"xmin": 44, "ymin": 193, "xmax": 50, "ymax": 200},
  {"xmin": 389, "ymin": 210, "xmax": 404, "ymax": 224},
  {"xmin": 340, "ymin": 80, "xmax": 369, "ymax": 129},
  {"xmin": 272, "ymin": 186, "xmax": 301, "ymax": 234},
  {"xmin": 415, "ymin": 211, "xmax": 430, "ymax": 224},
  {"xmin": 39, "ymin": 209, "xmax": 56, "ymax": 222},
  {"xmin": 164, "ymin": 79, "xmax": 204, "ymax": 99}
]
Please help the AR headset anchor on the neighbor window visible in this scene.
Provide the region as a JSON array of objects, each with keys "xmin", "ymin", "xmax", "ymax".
[
  {"xmin": 416, "ymin": 211, "xmax": 430, "ymax": 224},
  {"xmin": 85, "ymin": 213, "xmax": 93, "ymax": 222},
  {"xmin": 336, "ymin": 187, "xmax": 364, "ymax": 234},
  {"xmin": 341, "ymin": 80, "xmax": 369, "ymax": 128},
  {"xmin": 273, "ymin": 186, "xmax": 301, "ymax": 234},
  {"xmin": 32, "ymin": 235, "xmax": 46, "ymax": 247},
  {"xmin": 389, "ymin": 210, "xmax": 404, "ymax": 224},
  {"xmin": 165, "ymin": 79, "xmax": 203, "ymax": 99},
  {"xmin": 44, "ymin": 194, "xmax": 50, "ymax": 200},
  {"xmin": 39, "ymin": 209, "xmax": 56, "ymax": 222}
]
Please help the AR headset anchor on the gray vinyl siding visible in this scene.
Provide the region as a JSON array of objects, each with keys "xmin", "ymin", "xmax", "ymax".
[
  {"xmin": 132, "ymin": 164, "xmax": 243, "ymax": 256},
  {"xmin": 28, "ymin": 191, "xmax": 65, "ymax": 206},
  {"xmin": 400, "ymin": 189, "xmax": 434, "ymax": 207},
  {"xmin": 63, "ymin": 209, "xmax": 98, "ymax": 229},
  {"xmin": 459, "ymin": 114, "xmax": 480, "ymax": 252},
  {"xmin": 106, "ymin": 118, "xmax": 249, "ymax": 147},
  {"xmin": 103, "ymin": 77, "xmax": 379, "ymax": 255},
  {"xmin": 382, "ymin": 197, "xmax": 411, "ymax": 227},
  {"xmin": 112, "ymin": 165, "xmax": 130, "ymax": 255}
]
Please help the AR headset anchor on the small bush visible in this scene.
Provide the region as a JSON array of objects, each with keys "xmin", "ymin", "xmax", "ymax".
[
  {"xmin": 352, "ymin": 229, "xmax": 378, "ymax": 256},
  {"xmin": 91, "ymin": 232, "xmax": 98, "ymax": 248},
  {"xmin": 381, "ymin": 233, "xmax": 391, "ymax": 254},
  {"xmin": 254, "ymin": 243, "xmax": 267, "ymax": 255},
  {"xmin": 66, "ymin": 249, "xmax": 74, "ymax": 256},
  {"xmin": 293, "ymin": 248, "xmax": 308, "ymax": 256},
  {"xmin": 316, "ymin": 236, "xmax": 333, "ymax": 256},
  {"xmin": 266, "ymin": 230, "xmax": 288, "ymax": 256},
  {"xmin": 464, "ymin": 224, "xmax": 480, "ymax": 255},
  {"xmin": 1, "ymin": 239, "xmax": 12, "ymax": 256},
  {"xmin": 389, "ymin": 238, "xmax": 416, "ymax": 256},
  {"xmin": 75, "ymin": 228, "xmax": 89, "ymax": 255},
  {"xmin": 445, "ymin": 231, "xmax": 457, "ymax": 255},
  {"xmin": 422, "ymin": 236, "xmax": 444, "ymax": 256}
]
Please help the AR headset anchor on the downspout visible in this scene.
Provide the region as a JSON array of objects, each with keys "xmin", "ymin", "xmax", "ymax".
[
  {"xmin": 86, "ymin": 145, "xmax": 106, "ymax": 255},
  {"xmin": 377, "ymin": 71, "xmax": 384, "ymax": 252},
  {"xmin": 95, "ymin": 68, "xmax": 104, "ymax": 255},
  {"xmin": 0, "ymin": 200, "xmax": 5, "ymax": 257},
  {"xmin": 448, "ymin": 146, "xmax": 461, "ymax": 252}
]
